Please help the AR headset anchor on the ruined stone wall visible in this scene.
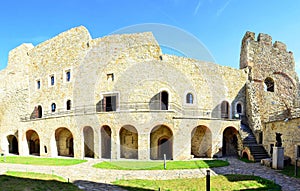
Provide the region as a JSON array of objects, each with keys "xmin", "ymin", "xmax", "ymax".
[
  {"xmin": 240, "ymin": 31, "xmax": 299, "ymax": 134},
  {"xmin": 264, "ymin": 118, "xmax": 300, "ymax": 165}
]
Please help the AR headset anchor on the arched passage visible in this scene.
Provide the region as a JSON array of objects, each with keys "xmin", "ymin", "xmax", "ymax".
[
  {"xmin": 101, "ymin": 125, "xmax": 111, "ymax": 159},
  {"xmin": 150, "ymin": 125, "xmax": 173, "ymax": 160},
  {"xmin": 55, "ymin": 128, "xmax": 74, "ymax": 157},
  {"xmin": 222, "ymin": 127, "xmax": 240, "ymax": 156},
  {"xmin": 120, "ymin": 125, "xmax": 138, "ymax": 159},
  {"xmin": 26, "ymin": 130, "xmax": 40, "ymax": 155},
  {"xmin": 83, "ymin": 126, "xmax": 94, "ymax": 158},
  {"xmin": 191, "ymin": 126, "xmax": 212, "ymax": 158},
  {"xmin": 7, "ymin": 135, "xmax": 19, "ymax": 154}
]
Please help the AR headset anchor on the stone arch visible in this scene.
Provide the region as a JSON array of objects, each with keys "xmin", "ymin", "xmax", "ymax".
[
  {"xmin": 55, "ymin": 127, "xmax": 74, "ymax": 157},
  {"xmin": 7, "ymin": 135, "xmax": 19, "ymax": 154},
  {"xmin": 83, "ymin": 126, "xmax": 94, "ymax": 158},
  {"xmin": 101, "ymin": 125, "xmax": 112, "ymax": 159},
  {"xmin": 150, "ymin": 125, "xmax": 173, "ymax": 160},
  {"xmin": 119, "ymin": 125, "xmax": 138, "ymax": 159},
  {"xmin": 222, "ymin": 127, "xmax": 241, "ymax": 156},
  {"xmin": 26, "ymin": 130, "xmax": 40, "ymax": 155},
  {"xmin": 191, "ymin": 125, "xmax": 212, "ymax": 158}
]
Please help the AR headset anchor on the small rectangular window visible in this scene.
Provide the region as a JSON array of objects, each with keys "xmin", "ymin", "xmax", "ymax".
[
  {"xmin": 66, "ymin": 70, "xmax": 71, "ymax": 82},
  {"xmin": 107, "ymin": 73, "xmax": 114, "ymax": 81},
  {"xmin": 36, "ymin": 80, "xmax": 41, "ymax": 89},
  {"xmin": 50, "ymin": 75, "xmax": 55, "ymax": 86}
]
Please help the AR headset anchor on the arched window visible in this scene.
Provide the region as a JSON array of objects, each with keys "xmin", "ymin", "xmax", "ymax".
[
  {"xmin": 236, "ymin": 103, "xmax": 242, "ymax": 114},
  {"xmin": 186, "ymin": 93, "xmax": 193, "ymax": 104},
  {"xmin": 264, "ymin": 77, "xmax": 274, "ymax": 92},
  {"xmin": 66, "ymin": 100, "xmax": 71, "ymax": 110},
  {"xmin": 161, "ymin": 91, "xmax": 169, "ymax": 110},
  {"xmin": 37, "ymin": 105, "xmax": 42, "ymax": 118},
  {"xmin": 51, "ymin": 103, "xmax": 56, "ymax": 112},
  {"xmin": 50, "ymin": 75, "xmax": 55, "ymax": 86}
]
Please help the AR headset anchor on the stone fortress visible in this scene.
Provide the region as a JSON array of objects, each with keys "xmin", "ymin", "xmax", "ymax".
[{"xmin": 0, "ymin": 26, "xmax": 300, "ymax": 164}]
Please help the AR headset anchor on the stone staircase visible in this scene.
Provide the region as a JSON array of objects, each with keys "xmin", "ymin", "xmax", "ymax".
[{"xmin": 240, "ymin": 124, "xmax": 270, "ymax": 162}]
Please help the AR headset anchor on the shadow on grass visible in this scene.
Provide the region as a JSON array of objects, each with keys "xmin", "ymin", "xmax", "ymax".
[
  {"xmin": 74, "ymin": 180, "xmax": 154, "ymax": 191},
  {"xmin": 0, "ymin": 175, "xmax": 81, "ymax": 191},
  {"xmin": 224, "ymin": 174, "xmax": 281, "ymax": 191}
]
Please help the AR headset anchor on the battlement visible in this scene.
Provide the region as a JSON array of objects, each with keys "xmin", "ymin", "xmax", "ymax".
[{"xmin": 242, "ymin": 31, "xmax": 289, "ymax": 52}]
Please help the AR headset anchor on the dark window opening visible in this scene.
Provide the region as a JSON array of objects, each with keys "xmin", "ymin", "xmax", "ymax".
[
  {"xmin": 186, "ymin": 93, "xmax": 193, "ymax": 104},
  {"xmin": 66, "ymin": 71, "xmax": 71, "ymax": 82},
  {"xmin": 264, "ymin": 77, "xmax": 274, "ymax": 92},
  {"xmin": 37, "ymin": 80, "xmax": 41, "ymax": 89},
  {"xmin": 161, "ymin": 91, "xmax": 168, "ymax": 110},
  {"xmin": 51, "ymin": 103, "xmax": 56, "ymax": 112},
  {"xmin": 297, "ymin": 145, "xmax": 300, "ymax": 158},
  {"xmin": 99, "ymin": 96, "xmax": 117, "ymax": 112},
  {"xmin": 66, "ymin": 100, "xmax": 71, "ymax": 110},
  {"xmin": 44, "ymin": 146, "xmax": 47, "ymax": 153},
  {"xmin": 37, "ymin": 105, "xmax": 42, "ymax": 118},
  {"xmin": 107, "ymin": 73, "xmax": 114, "ymax": 81},
  {"xmin": 221, "ymin": 101, "xmax": 229, "ymax": 119},
  {"xmin": 236, "ymin": 103, "xmax": 242, "ymax": 114},
  {"xmin": 50, "ymin": 75, "xmax": 55, "ymax": 86}
]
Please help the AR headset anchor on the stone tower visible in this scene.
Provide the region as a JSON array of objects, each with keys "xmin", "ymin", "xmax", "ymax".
[{"xmin": 240, "ymin": 31, "xmax": 299, "ymax": 138}]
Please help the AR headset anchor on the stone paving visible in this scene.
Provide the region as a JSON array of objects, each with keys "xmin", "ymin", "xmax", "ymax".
[{"xmin": 1, "ymin": 157, "xmax": 300, "ymax": 190}]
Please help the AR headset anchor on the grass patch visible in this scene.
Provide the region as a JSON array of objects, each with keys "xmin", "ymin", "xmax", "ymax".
[
  {"xmin": 0, "ymin": 156, "xmax": 86, "ymax": 166},
  {"xmin": 114, "ymin": 174, "xmax": 281, "ymax": 191},
  {"xmin": 279, "ymin": 164, "xmax": 300, "ymax": 178},
  {"xmin": 93, "ymin": 160, "xmax": 229, "ymax": 170},
  {"xmin": 0, "ymin": 171, "xmax": 81, "ymax": 191},
  {"xmin": 239, "ymin": 157, "xmax": 255, "ymax": 163}
]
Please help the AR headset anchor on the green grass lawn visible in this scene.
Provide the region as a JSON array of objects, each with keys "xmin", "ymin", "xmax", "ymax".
[
  {"xmin": 0, "ymin": 171, "xmax": 81, "ymax": 191},
  {"xmin": 0, "ymin": 156, "xmax": 87, "ymax": 166},
  {"xmin": 93, "ymin": 160, "xmax": 229, "ymax": 170},
  {"xmin": 113, "ymin": 174, "xmax": 281, "ymax": 191},
  {"xmin": 279, "ymin": 164, "xmax": 300, "ymax": 178}
]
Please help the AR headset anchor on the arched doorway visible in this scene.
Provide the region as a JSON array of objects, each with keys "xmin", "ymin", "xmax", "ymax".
[
  {"xmin": 150, "ymin": 125, "xmax": 173, "ymax": 160},
  {"xmin": 55, "ymin": 128, "xmax": 74, "ymax": 157},
  {"xmin": 26, "ymin": 130, "xmax": 40, "ymax": 155},
  {"xmin": 83, "ymin": 126, "xmax": 94, "ymax": 158},
  {"xmin": 37, "ymin": 105, "xmax": 42, "ymax": 118},
  {"xmin": 191, "ymin": 126, "xmax": 212, "ymax": 158},
  {"xmin": 222, "ymin": 127, "xmax": 240, "ymax": 156},
  {"xmin": 119, "ymin": 125, "xmax": 138, "ymax": 159},
  {"xmin": 161, "ymin": 91, "xmax": 169, "ymax": 110},
  {"xmin": 7, "ymin": 135, "xmax": 19, "ymax": 154},
  {"xmin": 101, "ymin": 125, "xmax": 111, "ymax": 159},
  {"xmin": 221, "ymin": 101, "xmax": 230, "ymax": 119}
]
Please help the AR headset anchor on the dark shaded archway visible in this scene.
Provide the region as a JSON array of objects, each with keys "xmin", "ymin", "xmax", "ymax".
[
  {"xmin": 83, "ymin": 126, "xmax": 94, "ymax": 158},
  {"xmin": 222, "ymin": 127, "xmax": 240, "ymax": 156},
  {"xmin": 26, "ymin": 130, "xmax": 40, "ymax": 155},
  {"xmin": 150, "ymin": 125, "xmax": 173, "ymax": 160},
  {"xmin": 7, "ymin": 135, "xmax": 19, "ymax": 154},
  {"xmin": 55, "ymin": 128, "xmax": 74, "ymax": 157},
  {"xmin": 101, "ymin": 125, "xmax": 111, "ymax": 159},
  {"xmin": 191, "ymin": 126, "xmax": 212, "ymax": 158},
  {"xmin": 119, "ymin": 125, "xmax": 138, "ymax": 159}
]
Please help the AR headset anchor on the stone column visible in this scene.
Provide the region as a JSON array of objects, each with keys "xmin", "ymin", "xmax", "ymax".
[
  {"xmin": 138, "ymin": 133, "xmax": 150, "ymax": 160},
  {"xmin": 272, "ymin": 147, "xmax": 284, "ymax": 169}
]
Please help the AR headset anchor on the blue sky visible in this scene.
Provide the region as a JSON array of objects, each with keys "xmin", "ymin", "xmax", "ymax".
[{"xmin": 1, "ymin": 0, "xmax": 300, "ymax": 75}]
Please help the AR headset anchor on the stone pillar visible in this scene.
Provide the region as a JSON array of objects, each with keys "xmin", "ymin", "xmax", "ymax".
[
  {"xmin": 138, "ymin": 133, "xmax": 150, "ymax": 160},
  {"xmin": 272, "ymin": 147, "xmax": 284, "ymax": 169}
]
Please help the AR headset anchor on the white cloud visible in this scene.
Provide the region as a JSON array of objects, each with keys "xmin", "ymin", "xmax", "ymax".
[
  {"xmin": 194, "ymin": 0, "xmax": 203, "ymax": 15},
  {"xmin": 216, "ymin": 0, "xmax": 231, "ymax": 17}
]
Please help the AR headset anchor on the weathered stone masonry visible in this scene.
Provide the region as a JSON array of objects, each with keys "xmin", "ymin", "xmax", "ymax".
[{"xmin": 0, "ymin": 26, "xmax": 299, "ymax": 163}]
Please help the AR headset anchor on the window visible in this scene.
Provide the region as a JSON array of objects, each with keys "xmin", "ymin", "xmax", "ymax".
[
  {"xmin": 37, "ymin": 105, "xmax": 42, "ymax": 118},
  {"xmin": 51, "ymin": 103, "xmax": 56, "ymax": 112},
  {"xmin": 186, "ymin": 93, "xmax": 193, "ymax": 104},
  {"xmin": 264, "ymin": 77, "xmax": 274, "ymax": 92},
  {"xmin": 97, "ymin": 93, "xmax": 119, "ymax": 112},
  {"xmin": 66, "ymin": 70, "xmax": 71, "ymax": 82},
  {"xmin": 66, "ymin": 100, "xmax": 71, "ymax": 110},
  {"xmin": 221, "ymin": 101, "xmax": 230, "ymax": 119},
  {"xmin": 149, "ymin": 91, "xmax": 169, "ymax": 110},
  {"xmin": 36, "ymin": 80, "xmax": 41, "ymax": 89},
  {"xmin": 50, "ymin": 75, "xmax": 55, "ymax": 86},
  {"xmin": 107, "ymin": 73, "xmax": 114, "ymax": 81},
  {"xmin": 236, "ymin": 103, "xmax": 242, "ymax": 114}
]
